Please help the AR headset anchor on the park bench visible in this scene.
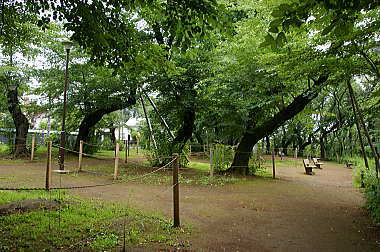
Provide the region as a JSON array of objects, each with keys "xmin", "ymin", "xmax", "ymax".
[
  {"xmin": 303, "ymin": 159, "xmax": 316, "ymax": 175},
  {"xmin": 345, "ymin": 161, "xmax": 353, "ymax": 169},
  {"xmin": 312, "ymin": 158, "xmax": 324, "ymax": 169}
]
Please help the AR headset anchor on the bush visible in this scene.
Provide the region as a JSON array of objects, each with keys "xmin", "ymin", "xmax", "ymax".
[
  {"xmin": 211, "ymin": 144, "xmax": 234, "ymax": 172},
  {"xmin": 363, "ymin": 167, "xmax": 380, "ymax": 223}
]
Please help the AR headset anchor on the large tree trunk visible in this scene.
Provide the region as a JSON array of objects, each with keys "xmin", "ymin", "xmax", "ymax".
[
  {"xmin": 265, "ymin": 136, "xmax": 270, "ymax": 154},
  {"xmin": 109, "ymin": 126, "xmax": 116, "ymax": 144},
  {"xmin": 170, "ymin": 99, "xmax": 196, "ymax": 154},
  {"xmin": 229, "ymin": 118, "xmax": 258, "ymax": 175},
  {"xmin": 228, "ymin": 75, "xmax": 329, "ymax": 174},
  {"xmin": 348, "ymin": 80, "xmax": 378, "ymax": 176},
  {"xmin": 299, "ymin": 135, "xmax": 312, "ymax": 154},
  {"xmin": 320, "ymin": 134, "xmax": 326, "ymax": 159},
  {"xmin": 347, "ymin": 81, "xmax": 369, "ymax": 169},
  {"xmin": 74, "ymin": 91, "xmax": 136, "ymax": 151},
  {"xmin": 75, "ymin": 109, "xmax": 106, "ymax": 150},
  {"xmin": 6, "ymin": 84, "xmax": 30, "ymax": 157}
]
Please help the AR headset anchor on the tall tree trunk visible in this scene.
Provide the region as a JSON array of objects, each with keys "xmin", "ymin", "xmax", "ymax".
[
  {"xmin": 282, "ymin": 137, "xmax": 293, "ymax": 156},
  {"xmin": 228, "ymin": 74, "xmax": 329, "ymax": 174},
  {"xmin": 75, "ymin": 109, "xmax": 107, "ymax": 150},
  {"xmin": 170, "ymin": 100, "xmax": 196, "ymax": 154},
  {"xmin": 347, "ymin": 80, "xmax": 378, "ymax": 177},
  {"xmin": 347, "ymin": 81, "xmax": 370, "ymax": 170},
  {"xmin": 320, "ymin": 134, "xmax": 326, "ymax": 159},
  {"xmin": 74, "ymin": 90, "xmax": 136, "ymax": 151},
  {"xmin": 265, "ymin": 136, "xmax": 270, "ymax": 154},
  {"xmin": 299, "ymin": 135, "xmax": 312, "ymax": 154},
  {"xmin": 6, "ymin": 84, "xmax": 30, "ymax": 157},
  {"xmin": 109, "ymin": 126, "xmax": 116, "ymax": 144}
]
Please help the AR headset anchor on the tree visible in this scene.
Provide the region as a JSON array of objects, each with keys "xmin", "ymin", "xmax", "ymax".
[{"xmin": 0, "ymin": 2, "xmax": 41, "ymax": 157}]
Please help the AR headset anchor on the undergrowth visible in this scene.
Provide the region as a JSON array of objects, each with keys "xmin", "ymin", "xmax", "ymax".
[
  {"xmin": 362, "ymin": 169, "xmax": 380, "ymax": 224},
  {"xmin": 350, "ymin": 156, "xmax": 380, "ymax": 224}
]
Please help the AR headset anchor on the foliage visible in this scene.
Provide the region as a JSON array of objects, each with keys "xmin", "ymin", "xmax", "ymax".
[
  {"xmin": 363, "ymin": 169, "xmax": 380, "ymax": 224},
  {"xmin": 266, "ymin": 0, "xmax": 380, "ymax": 47},
  {"xmin": 211, "ymin": 144, "xmax": 234, "ymax": 172}
]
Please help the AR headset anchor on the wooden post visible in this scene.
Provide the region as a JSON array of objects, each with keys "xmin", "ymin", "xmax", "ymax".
[
  {"xmin": 125, "ymin": 140, "xmax": 128, "ymax": 163},
  {"xmin": 295, "ymin": 147, "xmax": 298, "ymax": 159},
  {"xmin": 136, "ymin": 139, "xmax": 139, "ymax": 154},
  {"xmin": 30, "ymin": 136, "xmax": 35, "ymax": 161},
  {"xmin": 172, "ymin": 153, "xmax": 180, "ymax": 227},
  {"xmin": 78, "ymin": 140, "xmax": 83, "ymax": 172},
  {"xmin": 45, "ymin": 141, "xmax": 52, "ymax": 190},
  {"xmin": 114, "ymin": 143, "xmax": 120, "ymax": 180},
  {"xmin": 272, "ymin": 149, "xmax": 276, "ymax": 179},
  {"xmin": 209, "ymin": 146, "xmax": 213, "ymax": 177},
  {"xmin": 127, "ymin": 134, "xmax": 130, "ymax": 157}
]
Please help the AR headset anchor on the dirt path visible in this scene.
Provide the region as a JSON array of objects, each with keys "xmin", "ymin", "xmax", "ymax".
[{"xmin": 1, "ymin": 158, "xmax": 379, "ymax": 251}]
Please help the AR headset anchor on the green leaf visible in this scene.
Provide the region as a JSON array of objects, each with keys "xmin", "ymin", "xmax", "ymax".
[
  {"xmin": 269, "ymin": 25, "xmax": 279, "ymax": 33},
  {"xmin": 269, "ymin": 18, "xmax": 282, "ymax": 33},
  {"xmin": 259, "ymin": 33, "xmax": 275, "ymax": 48},
  {"xmin": 278, "ymin": 3, "xmax": 292, "ymax": 11},
  {"xmin": 271, "ymin": 9, "xmax": 284, "ymax": 18},
  {"xmin": 276, "ymin": 32, "xmax": 287, "ymax": 47},
  {"xmin": 321, "ymin": 23, "xmax": 335, "ymax": 35},
  {"xmin": 334, "ymin": 21, "xmax": 353, "ymax": 37},
  {"xmin": 282, "ymin": 19, "xmax": 292, "ymax": 32}
]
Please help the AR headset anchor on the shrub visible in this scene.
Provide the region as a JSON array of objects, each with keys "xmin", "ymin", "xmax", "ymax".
[{"xmin": 363, "ymin": 167, "xmax": 380, "ymax": 223}]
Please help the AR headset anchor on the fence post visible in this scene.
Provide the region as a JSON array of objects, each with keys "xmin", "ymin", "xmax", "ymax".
[
  {"xmin": 295, "ymin": 147, "xmax": 298, "ymax": 159},
  {"xmin": 209, "ymin": 145, "xmax": 213, "ymax": 177},
  {"xmin": 78, "ymin": 140, "xmax": 83, "ymax": 172},
  {"xmin": 172, "ymin": 153, "xmax": 180, "ymax": 227},
  {"xmin": 45, "ymin": 141, "xmax": 52, "ymax": 190},
  {"xmin": 272, "ymin": 149, "xmax": 276, "ymax": 179},
  {"xmin": 125, "ymin": 140, "xmax": 128, "ymax": 163},
  {"xmin": 136, "ymin": 139, "xmax": 139, "ymax": 154},
  {"xmin": 30, "ymin": 136, "xmax": 35, "ymax": 161},
  {"xmin": 127, "ymin": 135, "xmax": 130, "ymax": 157},
  {"xmin": 114, "ymin": 143, "xmax": 120, "ymax": 180}
]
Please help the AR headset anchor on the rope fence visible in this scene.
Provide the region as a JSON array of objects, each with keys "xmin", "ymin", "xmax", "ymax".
[
  {"xmin": 0, "ymin": 156, "xmax": 176, "ymax": 191},
  {"xmin": 2, "ymin": 138, "xmax": 320, "ymax": 183},
  {"xmin": 0, "ymin": 151, "xmax": 182, "ymax": 230}
]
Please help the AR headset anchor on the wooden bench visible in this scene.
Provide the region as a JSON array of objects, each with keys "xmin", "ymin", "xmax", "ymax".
[
  {"xmin": 345, "ymin": 161, "xmax": 353, "ymax": 169},
  {"xmin": 312, "ymin": 158, "xmax": 324, "ymax": 169},
  {"xmin": 303, "ymin": 159, "xmax": 316, "ymax": 175}
]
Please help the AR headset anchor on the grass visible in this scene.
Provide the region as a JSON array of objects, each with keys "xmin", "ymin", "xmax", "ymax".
[
  {"xmin": 0, "ymin": 190, "xmax": 190, "ymax": 251},
  {"xmin": 187, "ymin": 161, "xmax": 210, "ymax": 171},
  {"xmin": 95, "ymin": 149, "xmax": 145, "ymax": 159},
  {"xmin": 0, "ymin": 144, "xmax": 146, "ymax": 160},
  {"xmin": 119, "ymin": 173, "xmax": 244, "ymax": 186}
]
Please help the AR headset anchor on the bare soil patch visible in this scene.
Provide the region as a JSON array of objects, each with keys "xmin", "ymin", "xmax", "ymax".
[{"xmin": 0, "ymin": 199, "xmax": 60, "ymax": 216}]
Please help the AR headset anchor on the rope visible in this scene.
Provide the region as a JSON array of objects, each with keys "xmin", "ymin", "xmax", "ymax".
[
  {"xmin": 51, "ymin": 144, "xmax": 114, "ymax": 160},
  {"xmin": 82, "ymin": 141, "xmax": 104, "ymax": 147},
  {"xmin": 0, "ymin": 158, "xmax": 177, "ymax": 191}
]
